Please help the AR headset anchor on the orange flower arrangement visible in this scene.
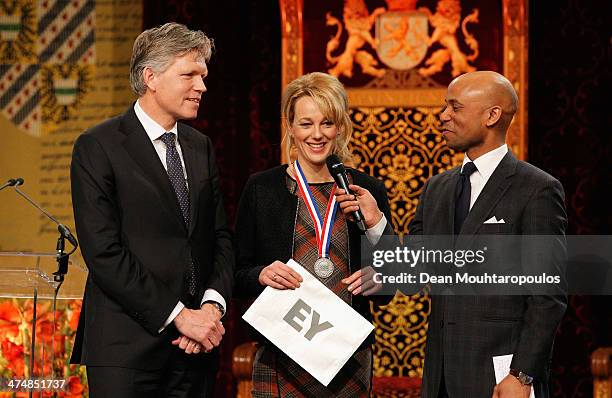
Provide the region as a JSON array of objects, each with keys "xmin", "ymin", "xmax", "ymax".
[{"xmin": 0, "ymin": 299, "xmax": 88, "ymax": 397}]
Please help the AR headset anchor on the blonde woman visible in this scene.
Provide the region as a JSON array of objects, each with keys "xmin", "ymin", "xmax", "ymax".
[{"xmin": 235, "ymin": 72, "xmax": 394, "ymax": 397}]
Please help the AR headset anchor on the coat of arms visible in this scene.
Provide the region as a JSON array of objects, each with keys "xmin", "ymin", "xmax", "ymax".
[
  {"xmin": 0, "ymin": 0, "xmax": 95, "ymax": 136},
  {"xmin": 326, "ymin": 0, "xmax": 480, "ymax": 80}
]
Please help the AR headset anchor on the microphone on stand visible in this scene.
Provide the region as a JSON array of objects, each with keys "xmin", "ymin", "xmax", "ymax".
[
  {"xmin": 11, "ymin": 179, "xmax": 78, "ymax": 249},
  {"xmin": 0, "ymin": 178, "xmax": 21, "ymax": 191},
  {"xmin": 326, "ymin": 155, "xmax": 367, "ymax": 231},
  {"xmin": 4, "ymin": 177, "xmax": 78, "ymax": 282}
]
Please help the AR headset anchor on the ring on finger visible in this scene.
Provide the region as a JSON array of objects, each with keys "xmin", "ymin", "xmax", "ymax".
[{"xmin": 272, "ymin": 273, "xmax": 278, "ymax": 281}]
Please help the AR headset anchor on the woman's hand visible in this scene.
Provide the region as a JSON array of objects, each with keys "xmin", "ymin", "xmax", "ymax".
[
  {"xmin": 342, "ymin": 266, "xmax": 381, "ymax": 296},
  {"xmin": 259, "ymin": 260, "xmax": 303, "ymax": 289},
  {"xmin": 335, "ymin": 184, "xmax": 383, "ymax": 229}
]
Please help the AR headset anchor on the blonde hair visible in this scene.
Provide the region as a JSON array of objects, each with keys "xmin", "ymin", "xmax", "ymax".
[
  {"xmin": 281, "ymin": 72, "xmax": 353, "ymax": 163},
  {"xmin": 130, "ymin": 22, "xmax": 214, "ymax": 96}
]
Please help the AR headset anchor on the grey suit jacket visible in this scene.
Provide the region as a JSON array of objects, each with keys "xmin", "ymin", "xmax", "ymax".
[{"xmin": 410, "ymin": 151, "xmax": 567, "ymax": 398}]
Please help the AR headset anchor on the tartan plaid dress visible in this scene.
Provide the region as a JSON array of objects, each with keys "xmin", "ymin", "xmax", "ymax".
[{"xmin": 251, "ymin": 176, "xmax": 373, "ymax": 398}]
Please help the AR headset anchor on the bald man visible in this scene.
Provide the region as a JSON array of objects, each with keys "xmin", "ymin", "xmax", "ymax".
[{"xmin": 409, "ymin": 71, "xmax": 567, "ymax": 398}]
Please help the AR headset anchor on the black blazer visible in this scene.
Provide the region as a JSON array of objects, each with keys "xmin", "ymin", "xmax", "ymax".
[
  {"xmin": 410, "ymin": 151, "xmax": 567, "ymax": 398},
  {"xmin": 69, "ymin": 106, "xmax": 234, "ymax": 370},
  {"xmin": 234, "ymin": 165, "xmax": 394, "ymax": 321}
]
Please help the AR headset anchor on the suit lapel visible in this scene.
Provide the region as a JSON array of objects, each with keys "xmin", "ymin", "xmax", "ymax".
[
  {"xmin": 120, "ymin": 107, "xmax": 187, "ymax": 232},
  {"xmin": 279, "ymin": 166, "xmax": 299, "ymax": 260},
  {"xmin": 177, "ymin": 126, "xmax": 200, "ymax": 237},
  {"xmin": 446, "ymin": 168, "xmax": 461, "ymax": 234},
  {"xmin": 459, "ymin": 151, "xmax": 518, "ymax": 237}
]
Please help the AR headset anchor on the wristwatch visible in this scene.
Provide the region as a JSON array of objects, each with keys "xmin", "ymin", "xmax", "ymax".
[
  {"xmin": 203, "ymin": 301, "xmax": 225, "ymax": 316},
  {"xmin": 509, "ymin": 368, "xmax": 534, "ymax": 385}
]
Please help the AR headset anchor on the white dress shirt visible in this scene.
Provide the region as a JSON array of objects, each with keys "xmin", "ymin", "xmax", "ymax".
[
  {"xmin": 462, "ymin": 144, "xmax": 509, "ymax": 210},
  {"xmin": 366, "ymin": 213, "xmax": 387, "ymax": 245},
  {"xmin": 133, "ymin": 101, "xmax": 226, "ymax": 332}
]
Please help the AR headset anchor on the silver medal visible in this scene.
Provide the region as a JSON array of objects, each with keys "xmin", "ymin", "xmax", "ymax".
[{"xmin": 314, "ymin": 257, "xmax": 334, "ymax": 278}]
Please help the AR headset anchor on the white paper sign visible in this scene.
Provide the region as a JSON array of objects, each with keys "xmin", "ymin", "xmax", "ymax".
[
  {"xmin": 242, "ymin": 259, "xmax": 375, "ymax": 386},
  {"xmin": 492, "ymin": 354, "xmax": 535, "ymax": 398}
]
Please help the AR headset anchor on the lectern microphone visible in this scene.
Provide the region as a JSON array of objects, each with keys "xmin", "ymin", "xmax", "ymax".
[
  {"xmin": 10, "ymin": 181, "xmax": 78, "ymax": 249},
  {"xmin": 0, "ymin": 177, "xmax": 23, "ymax": 191},
  {"xmin": 5, "ymin": 178, "xmax": 78, "ymax": 282}
]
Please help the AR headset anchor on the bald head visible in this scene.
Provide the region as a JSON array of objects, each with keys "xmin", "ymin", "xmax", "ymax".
[
  {"xmin": 449, "ymin": 71, "xmax": 518, "ymax": 132},
  {"xmin": 440, "ymin": 71, "xmax": 519, "ymax": 159}
]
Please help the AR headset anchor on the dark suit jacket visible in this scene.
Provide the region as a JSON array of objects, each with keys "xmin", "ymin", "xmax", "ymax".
[
  {"xmin": 69, "ymin": 106, "xmax": 234, "ymax": 370},
  {"xmin": 410, "ymin": 151, "xmax": 567, "ymax": 398},
  {"xmin": 234, "ymin": 165, "xmax": 394, "ymax": 323}
]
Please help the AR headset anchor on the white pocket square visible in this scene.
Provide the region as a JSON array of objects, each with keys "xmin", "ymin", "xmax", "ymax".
[{"xmin": 484, "ymin": 216, "xmax": 505, "ymax": 224}]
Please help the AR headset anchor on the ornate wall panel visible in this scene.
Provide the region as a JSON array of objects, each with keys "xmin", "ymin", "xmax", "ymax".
[
  {"xmin": 281, "ymin": 0, "xmax": 528, "ymax": 379},
  {"xmin": 371, "ymin": 290, "xmax": 431, "ymax": 378},
  {"xmin": 350, "ymin": 106, "xmax": 458, "ymax": 234}
]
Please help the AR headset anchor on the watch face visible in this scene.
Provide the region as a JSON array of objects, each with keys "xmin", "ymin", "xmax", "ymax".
[
  {"xmin": 511, "ymin": 369, "xmax": 533, "ymax": 385},
  {"xmin": 519, "ymin": 372, "xmax": 534, "ymax": 385}
]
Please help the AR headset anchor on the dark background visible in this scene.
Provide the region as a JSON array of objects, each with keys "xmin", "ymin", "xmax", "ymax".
[{"xmin": 143, "ymin": 1, "xmax": 611, "ymax": 396}]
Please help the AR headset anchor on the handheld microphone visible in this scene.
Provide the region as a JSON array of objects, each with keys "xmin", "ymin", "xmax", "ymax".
[{"xmin": 326, "ymin": 155, "xmax": 367, "ymax": 231}]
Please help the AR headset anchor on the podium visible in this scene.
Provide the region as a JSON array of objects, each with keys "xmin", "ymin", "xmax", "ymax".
[{"xmin": 0, "ymin": 251, "xmax": 85, "ymax": 389}]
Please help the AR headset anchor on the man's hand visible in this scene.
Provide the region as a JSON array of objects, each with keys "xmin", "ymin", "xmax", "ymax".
[
  {"xmin": 492, "ymin": 374, "xmax": 531, "ymax": 398},
  {"xmin": 335, "ymin": 184, "xmax": 382, "ymax": 229},
  {"xmin": 342, "ymin": 266, "xmax": 381, "ymax": 296},
  {"xmin": 173, "ymin": 306, "xmax": 225, "ymax": 352},
  {"xmin": 201, "ymin": 302, "xmax": 223, "ymax": 320},
  {"xmin": 172, "ymin": 304, "xmax": 223, "ymax": 354},
  {"xmin": 172, "ymin": 335, "xmax": 202, "ymax": 354}
]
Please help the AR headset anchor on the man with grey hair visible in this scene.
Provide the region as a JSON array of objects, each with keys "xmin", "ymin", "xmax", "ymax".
[
  {"xmin": 70, "ymin": 22, "xmax": 233, "ymax": 397},
  {"xmin": 410, "ymin": 71, "xmax": 567, "ymax": 398}
]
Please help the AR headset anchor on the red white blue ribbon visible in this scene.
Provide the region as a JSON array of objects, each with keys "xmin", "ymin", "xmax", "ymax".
[{"xmin": 294, "ymin": 160, "xmax": 338, "ymax": 258}]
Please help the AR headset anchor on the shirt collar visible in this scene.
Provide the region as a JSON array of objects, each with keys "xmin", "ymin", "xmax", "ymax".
[
  {"xmin": 134, "ymin": 100, "xmax": 178, "ymax": 142},
  {"xmin": 463, "ymin": 144, "xmax": 508, "ymax": 181}
]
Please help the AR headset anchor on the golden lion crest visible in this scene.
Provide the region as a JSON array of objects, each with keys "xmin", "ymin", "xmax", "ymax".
[
  {"xmin": 325, "ymin": 0, "xmax": 480, "ymax": 79},
  {"xmin": 326, "ymin": 0, "xmax": 386, "ymax": 78},
  {"xmin": 418, "ymin": 0, "xmax": 479, "ymax": 77}
]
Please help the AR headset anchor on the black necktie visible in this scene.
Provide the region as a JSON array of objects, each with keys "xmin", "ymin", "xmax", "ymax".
[
  {"xmin": 454, "ymin": 162, "xmax": 477, "ymax": 235},
  {"xmin": 160, "ymin": 132, "xmax": 190, "ymax": 226},
  {"xmin": 160, "ymin": 133, "xmax": 198, "ymax": 298}
]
